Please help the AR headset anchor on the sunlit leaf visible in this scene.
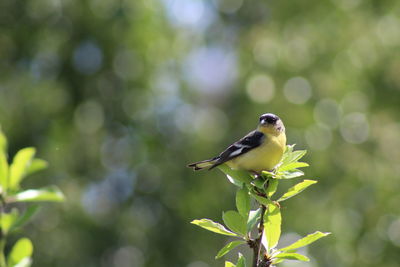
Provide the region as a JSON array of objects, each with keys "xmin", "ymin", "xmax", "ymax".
[
  {"xmin": 236, "ymin": 253, "xmax": 247, "ymax": 267},
  {"xmin": 0, "ymin": 151, "xmax": 8, "ymax": 192},
  {"xmin": 191, "ymin": 219, "xmax": 239, "ymax": 237},
  {"xmin": 278, "ymin": 170, "xmax": 304, "ymax": 179},
  {"xmin": 251, "ymin": 194, "xmax": 274, "ymax": 207},
  {"xmin": 0, "ymin": 208, "xmax": 19, "ymax": 234},
  {"xmin": 225, "ymin": 261, "xmax": 236, "ymax": 267},
  {"xmin": 13, "ymin": 257, "xmax": 32, "ymax": 267},
  {"xmin": 218, "ymin": 165, "xmax": 253, "ymax": 186},
  {"xmin": 251, "ymin": 176, "xmax": 266, "ymax": 189},
  {"xmin": 8, "ymin": 186, "xmax": 65, "ymax": 203},
  {"xmin": 236, "ymin": 186, "xmax": 250, "ymax": 219},
  {"xmin": 266, "ymin": 179, "xmax": 278, "ymax": 198},
  {"xmin": 279, "ymin": 231, "xmax": 331, "ymax": 252},
  {"xmin": 0, "ymin": 130, "xmax": 7, "ymax": 153},
  {"xmin": 9, "ymin": 148, "xmax": 36, "ymax": 190},
  {"xmin": 262, "ymin": 204, "xmax": 281, "ymax": 250},
  {"xmin": 7, "ymin": 238, "xmax": 33, "ymax": 267},
  {"xmin": 277, "ymin": 180, "xmax": 317, "ymax": 202},
  {"xmin": 273, "ymin": 252, "xmax": 309, "ymax": 262},
  {"xmin": 247, "ymin": 208, "xmax": 261, "ymax": 232},
  {"xmin": 278, "ymin": 162, "xmax": 309, "ymax": 172},
  {"xmin": 25, "ymin": 159, "xmax": 48, "ymax": 176},
  {"xmin": 222, "ymin": 210, "xmax": 247, "ymax": 236},
  {"xmin": 216, "ymin": 241, "xmax": 246, "ymax": 259}
]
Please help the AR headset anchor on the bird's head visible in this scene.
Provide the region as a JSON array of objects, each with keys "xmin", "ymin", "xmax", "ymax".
[{"xmin": 258, "ymin": 113, "xmax": 285, "ymax": 135}]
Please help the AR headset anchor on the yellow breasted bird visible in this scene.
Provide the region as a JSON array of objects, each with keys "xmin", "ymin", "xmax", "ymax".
[{"xmin": 188, "ymin": 113, "xmax": 286, "ymax": 172}]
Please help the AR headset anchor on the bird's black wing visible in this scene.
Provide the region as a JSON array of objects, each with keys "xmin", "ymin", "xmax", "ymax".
[{"xmin": 209, "ymin": 130, "xmax": 265, "ymax": 169}]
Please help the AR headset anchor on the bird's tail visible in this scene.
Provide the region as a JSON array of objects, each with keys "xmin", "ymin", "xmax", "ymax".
[{"xmin": 187, "ymin": 158, "xmax": 218, "ymax": 171}]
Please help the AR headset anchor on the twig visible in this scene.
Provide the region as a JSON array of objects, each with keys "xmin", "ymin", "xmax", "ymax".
[{"xmin": 252, "ymin": 204, "xmax": 267, "ymax": 267}]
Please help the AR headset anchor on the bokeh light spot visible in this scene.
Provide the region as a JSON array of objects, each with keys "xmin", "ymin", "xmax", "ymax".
[
  {"xmin": 314, "ymin": 99, "xmax": 342, "ymax": 129},
  {"xmin": 340, "ymin": 112, "xmax": 369, "ymax": 144},
  {"xmin": 72, "ymin": 41, "xmax": 103, "ymax": 75},
  {"xmin": 305, "ymin": 124, "xmax": 332, "ymax": 151},
  {"xmin": 246, "ymin": 74, "xmax": 275, "ymax": 103},
  {"xmin": 74, "ymin": 100, "xmax": 104, "ymax": 134},
  {"xmin": 283, "ymin": 77, "xmax": 312, "ymax": 104}
]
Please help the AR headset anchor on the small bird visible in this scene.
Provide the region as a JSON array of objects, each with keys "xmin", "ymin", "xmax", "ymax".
[{"xmin": 188, "ymin": 113, "xmax": 286, "ymax": 172}]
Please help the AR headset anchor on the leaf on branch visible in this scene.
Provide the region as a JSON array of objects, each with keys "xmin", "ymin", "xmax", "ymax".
[
  {"xmin": 222, "ymin": 211, "xmax": 247, "ymax": 236},
  {"xmin": 279, "ymin": 231, "xmax": 331, "ymax": 252},
  {"xmin": 191, "ymin": 219, "xmax": 239, "ymax": 237},
  {"xmin": 278, "ymin": 170, "xmax": 304, "ymax": 179},
  {"xmin": 262, "ymin": 204, "xmax": 281, "ymax": 251},
  {"xmin": 216, "ymin": 240, "xmax": 246, "ymax": 259},
  {"xmin": 25, "ymin": 159, "xmax": 48, "ymax": 176},
  {"xmin": 0, "ymin": 150, "xmax": 8, "ymax": 192},
  {"xmin": 8, "ymin": 186, "xmax": 65, "ymax": 203},
  {"xmin": 225, "ymin": 261, "xmax": 236, "ymax": 267},
  {"xmin": 9, "ymin": 147, "xmax": 36, "ymax": 191},
  {"xmin": 7, "ymin": 238, "xmax": 33, "ymax": 267},
  {"xmin": 10, "ymin": 205, "xmax": 41, "ymax": 232},
  {"xmin": 218, "ymin": 165, "xmax": 253, "ymax": 187},
  {"xmin": 278, "ymin": 162, "xmax": 309, "ymax": 172},
  {"xmin": 266, "ymin": 179, "xmax": 278, "ymax": 198},
  {"xmin": 251, "ymin": 194, "xmax": 274, "ymax": 207},
  {"xmin": 236, "ymin": 186, "xmax": 250, "ymax": 219},
  {"xmin": 236, "ymin": 253, "xmax": 247, "ymax": 267},
  {"xmin": 273, "ymin": 252, "xmax": 309, "ymax": 262},
  {"xmin": 247, "ymin": 208, "xmax": 261, "ymax": 232},
  {"xmin": 277, "ymin": 180, "xmax": 317, "ymax": 202},
  {"xmin": 0, "ymin": 208, "xmax": 19, "ymax": 234}
]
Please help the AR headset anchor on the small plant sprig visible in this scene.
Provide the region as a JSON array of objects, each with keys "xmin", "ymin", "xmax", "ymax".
[
  {"xmin": 191, "ymin": 145, "xmax": 330, "ymax": 267},
  {"xmin": 0, "ymin": 130, "xmax": 65, "ymax": 267}
]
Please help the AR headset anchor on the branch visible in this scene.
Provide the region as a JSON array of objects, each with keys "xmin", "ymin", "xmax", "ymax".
[{"xmin": 252, "ymin": 204, "xmax": 267, "ymax": 267}]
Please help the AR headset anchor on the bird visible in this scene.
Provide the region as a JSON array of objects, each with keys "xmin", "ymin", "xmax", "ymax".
[{"xmin": 187, "ymin": 113, "xmax": 286, "ymax": 172}]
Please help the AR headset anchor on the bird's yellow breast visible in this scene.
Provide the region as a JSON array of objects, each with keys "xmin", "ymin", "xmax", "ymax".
[{"xmin": 227, "ymin": 131, "xmax": 286, "ymax": 172}]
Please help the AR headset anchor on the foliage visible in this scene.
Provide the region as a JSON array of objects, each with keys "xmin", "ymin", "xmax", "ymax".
[
  {"xmin": 0, "ymin": 131, "xmax": 64, "ymax": 267},
  {"xmin": 192, "ymin": 145, "xmax": 330, "ymax": 266}
]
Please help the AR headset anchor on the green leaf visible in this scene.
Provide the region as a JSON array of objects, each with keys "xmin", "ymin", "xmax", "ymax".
[
  {"xmin": 278, "ymin": 162, "xmax": 309, "ymax": 172},
  {"xmin": 251, "ymin": 176, "xmax": 266, "ymax": 189},
  {"xmin": 191, "ymin": 219, "xmax": 239, "ymax": 237},
  {"xmin": 222, "ymin": 211, "xmax": 247, "ymax": 236},
  {"xmin": 0, "ymin": 130, "xmax": 7, "ymax": 153},
  {"xmin": 216, "ymin": 241, "xmax": 246, "ymax": 259},
  {"xmin": 0, "ymin": 150, "xmax": 9, "ymax": 192},
  {"xmin": 7, "ymin": 238, "xmax": 33, "ymax": 267},
  {"xmin": 225, "ymin": 261, "xmax": 236, "ymax": 267},
  {"xmin": 279, "ymin": 231, "xmax": 331, "ymax": 252},
  {"xmin": 236, "ymin": 186, "xmax": 250, "ymax": 219},
  {"xmin": 283, "ymin": 150, "xmax": 307, "ymax": 165},
  {"xmin": 8, "ymin": 186, "xmax": 65, "ymax": 203},
  {"xmin": 26, "ymin": 159, "xmax": 48, "ymax": 176},
  {"xmin": 277, "ymin": 180, "xmax": 317, "ymax": 202},
  {"xmin": 262, "ymin": 204, "xmax": 281, "ymax": 250},
  {"xmin": 218, "ymin": 165, "xmax": 253, "ymax": 186},
  {"xmin": 278, "ymin": 170, "xmax": 304, "ymax": 179},
  {"xmin": 236, "ymin": 253, "xmax": 247, "ymax": 267},
  {"xmin": 13, "ymin": 257, "xmax": 32, "ymax": 267},
  {"xmin": 247, "ymin": 208, "xmax": 261, "ymax": 232},
  {"xmin": 10, "ymin": 205, "xmax": 40, "ymax": 231},
  {"xmin": 266, "ymin": 179, "xmax": 278, "ymax": 198},
  {"xmin": 273, "ymin": 252, "xmax": 309, "ymax": 262},
  {"xmin": 0, "ymin": 208, "xmax": 19, "ymax": 234},
  {"xmin": 9, "ymin": 148, "xmax": 36, "ymax": 190},
  {"xmin": 251, "ymin": 194, "xmax": 274, "ymax": 206}
]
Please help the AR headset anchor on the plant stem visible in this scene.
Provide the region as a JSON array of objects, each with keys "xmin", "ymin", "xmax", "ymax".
[{"xmin": 252, "ymin": 204, "xmax": 267, "ymax": 267}]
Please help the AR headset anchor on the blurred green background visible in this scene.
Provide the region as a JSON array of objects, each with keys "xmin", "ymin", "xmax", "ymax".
[{"xmin": 1, "ymin": 0, "xmax": 400, "ymax": 266}]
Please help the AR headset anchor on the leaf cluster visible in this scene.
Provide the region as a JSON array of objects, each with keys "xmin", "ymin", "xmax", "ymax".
[
  {"xmin": 191, "ymin": 145, "xmax": 330, "ymax": 266},
  {"xmin": 0, "ymin": 130, "xmax": 65, "ymax": 267}
]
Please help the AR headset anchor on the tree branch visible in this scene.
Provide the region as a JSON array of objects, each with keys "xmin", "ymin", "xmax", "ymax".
[{"xmin": 252, "ymin": 204, "xmax": 267, "ymax": 267}]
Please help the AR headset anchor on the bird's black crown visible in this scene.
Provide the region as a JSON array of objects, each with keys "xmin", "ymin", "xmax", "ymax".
[{"xmin": 259, "ymin": 113, "xmax": 279, "ymax": 124}]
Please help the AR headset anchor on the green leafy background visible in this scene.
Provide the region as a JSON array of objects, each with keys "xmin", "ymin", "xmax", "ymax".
[{"xmin": 1, "ymin": 0, "xmax": 400, "ymax": 266}]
